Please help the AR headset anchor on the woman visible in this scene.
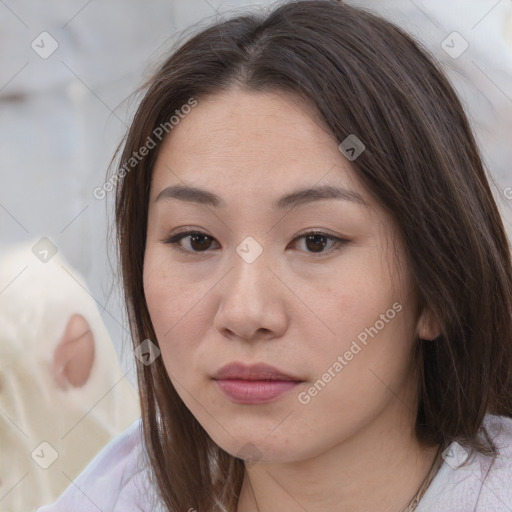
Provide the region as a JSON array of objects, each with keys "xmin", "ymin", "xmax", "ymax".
[{"xmin": 36, "ymin": 1, "xmax": 512, "ymax": 511}]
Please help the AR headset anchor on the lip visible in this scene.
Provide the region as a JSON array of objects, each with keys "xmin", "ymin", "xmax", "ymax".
[
  {"xmin": 213, "ymin": 362, "xmax": 302, "ymax": 381},
  {"xmin": 212, "ymin": 362, "xmax": 303, "ymax": 404}
]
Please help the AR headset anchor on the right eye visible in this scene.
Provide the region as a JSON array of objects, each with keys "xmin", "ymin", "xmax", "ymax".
[{"xmin": 162, "ymin": 230, "xmax": 220, "ymax": 254}]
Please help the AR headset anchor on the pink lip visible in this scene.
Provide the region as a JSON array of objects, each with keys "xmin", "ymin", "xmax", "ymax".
[{"xmin": 212, "ymin": 362, "xmax": 303, "ymax": 404}]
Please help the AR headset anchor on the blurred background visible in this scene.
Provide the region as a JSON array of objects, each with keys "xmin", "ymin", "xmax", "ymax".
[{"xmin": 1, "ymin": 0, "xmax": 511, "ymax": 508}]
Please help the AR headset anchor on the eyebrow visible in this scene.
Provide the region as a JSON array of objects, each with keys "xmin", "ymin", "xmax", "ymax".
[{"xmin": 155, "ymin": 184, "xmax": 368, "ymax": 210}]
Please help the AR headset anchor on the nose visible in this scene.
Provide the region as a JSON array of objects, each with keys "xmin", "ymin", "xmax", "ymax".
[{"xmin": 213, "ymin": 244, "xmax": 289, "ymax": 343}]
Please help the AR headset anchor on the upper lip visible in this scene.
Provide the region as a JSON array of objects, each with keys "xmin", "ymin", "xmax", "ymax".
[{"xmin": 213, "ymin": 362, "xmax": 303, "ymax": 381}]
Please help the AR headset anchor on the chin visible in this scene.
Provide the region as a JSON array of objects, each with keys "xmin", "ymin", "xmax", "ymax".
[{"xmin": 201, "ymin": 421, "xmax": 312, "ymax": 465}]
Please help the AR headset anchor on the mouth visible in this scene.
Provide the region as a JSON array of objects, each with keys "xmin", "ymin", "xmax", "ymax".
[{"xmin": 212, "ymin": 362, "xmax": 304, "ymax": 404}]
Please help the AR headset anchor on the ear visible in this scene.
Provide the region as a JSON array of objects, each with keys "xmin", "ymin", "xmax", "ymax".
[
  {"xmin": 53, "ymin": 313, "xmax": 95, "ymax": 390},
  {"xmin": 416, "ymin": 308, "xmax": 441, "ymax": 341}
]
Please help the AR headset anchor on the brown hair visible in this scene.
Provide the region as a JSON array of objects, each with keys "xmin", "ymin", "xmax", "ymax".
[{"xmin": 111, "ymin": 1, "xmax": 512, "ymax": 510}]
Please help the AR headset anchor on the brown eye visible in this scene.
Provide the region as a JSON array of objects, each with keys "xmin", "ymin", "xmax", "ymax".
[
  {"xmin": 188, "ymin": 233, "xmax": 213, "ymax": 251},
  {"xmin": 163, "ymin": 230, "xmax": 348, "ymax": 256},
  {"xmin": 163, "ymin": 231, "xmax": 218, "ymax": 253},
  {"xmin": 304, "ymin": 233, "xmax": 328, "ymax": 253},
  {"xmin": 291, "ymin": 231, "xmax": 348, "ymax": 255}
]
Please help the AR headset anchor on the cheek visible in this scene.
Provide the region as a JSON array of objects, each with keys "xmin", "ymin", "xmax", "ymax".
[
  {"xmin": 309, "ymin": 253, "xmax": 400, "ymax": 348},
  {"xmin": 143, "ymin": 254, "xmax": 190, "ymax": 348},
  {"xmin": 302, "ymin": 249, "xmax": 415, "ymax": 392},
  {"xmin": 307, "ymin": 292, "xmax": 411, "ymax": 388},
  {"xmin": 291, "ymin": 303, "xmax": 416, "ymax": 456},
  {"xmin": 142, "ymin": 250, "xmax": 214, "ymax": 375}
]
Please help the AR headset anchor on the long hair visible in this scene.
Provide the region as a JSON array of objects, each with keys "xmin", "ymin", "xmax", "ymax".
[{"xmin": 112, "ymin": 1, "xmax": 512, "ymax": 510}]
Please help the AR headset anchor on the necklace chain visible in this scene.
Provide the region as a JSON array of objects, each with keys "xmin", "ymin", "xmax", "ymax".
[
  {"xmin": 250, "ymin": 444, "xmax": 445, "ymax": 512},
  {"xmin": 400, "ymin": 444, "xmax": 444, "ymax": 512}
]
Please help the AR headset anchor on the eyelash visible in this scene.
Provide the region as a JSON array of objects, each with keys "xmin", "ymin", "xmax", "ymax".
[{"xmin": 161, "ymin": 229, "xmax": 349, "ymax": 256}]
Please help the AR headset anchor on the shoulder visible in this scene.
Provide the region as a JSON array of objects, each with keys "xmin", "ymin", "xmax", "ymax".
[
  {"xmin": 35, "ymin": 417, "xmax": 166, "ymax": 512},
  {"xmin": 476, "ymin": 414, "xmax": 512, "ymax": 510},
  {"xmin": 417, "ymin": 414, "xmax": 512, "ymax": 512}
]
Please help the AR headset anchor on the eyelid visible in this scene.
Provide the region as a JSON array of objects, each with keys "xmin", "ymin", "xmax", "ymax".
[
  {"xmin": 289, "ymin": 230, "xmax": 349, "ymax": 255},
  {"xmin": 160, "ymin": 229, "xmax": 219, "ymax": 255},
  {"xmin": 160, "ymin": 228, "xmax": 350, "ymax": 256}
]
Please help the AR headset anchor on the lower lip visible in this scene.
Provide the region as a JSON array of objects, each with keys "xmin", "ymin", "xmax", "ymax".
[{"xmin": 215, "ymin": 379, "xmax": 301, "ymax": 404}]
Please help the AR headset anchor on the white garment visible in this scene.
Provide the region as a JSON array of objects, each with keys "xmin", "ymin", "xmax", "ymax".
[
  {"xmin": 417, "ymin": 414, "xmax": 512, "ymax": 512},
  {"xmin": 35, "ymin": 418, "xmax": 166, "ymax": 512},
  {"xmin": 35, "ymin": 414, "xmax": 512, "ymax": 511}
]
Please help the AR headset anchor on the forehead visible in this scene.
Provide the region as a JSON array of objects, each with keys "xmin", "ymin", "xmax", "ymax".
[{"xmin": 150, "ymin": 87, "xmax": 367, "ymax": 203}]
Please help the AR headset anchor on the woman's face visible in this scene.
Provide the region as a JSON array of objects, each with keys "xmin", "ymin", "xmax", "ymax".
[{"xmin": 143, "ymin": 88, "xmax": 431, "ymax": 463}]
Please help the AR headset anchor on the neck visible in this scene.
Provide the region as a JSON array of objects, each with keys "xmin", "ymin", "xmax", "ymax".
[{"xmin": 236, "ymin": 405, "xmax": 441, "ymax": 512}]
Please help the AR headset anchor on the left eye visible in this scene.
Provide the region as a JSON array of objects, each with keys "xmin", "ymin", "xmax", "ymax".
[
  {"xmin": 161, "ymin": 230, "xmax": 348, "ymax": 255},
  {"xmin": 292, "ymin": 232, "xmax": 347, "ymax": 253}
]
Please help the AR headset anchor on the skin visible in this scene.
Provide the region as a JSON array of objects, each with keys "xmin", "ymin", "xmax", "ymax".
[{"xmin": 143, "ymin": 87, "xmax": 441, "ymax": 512}]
